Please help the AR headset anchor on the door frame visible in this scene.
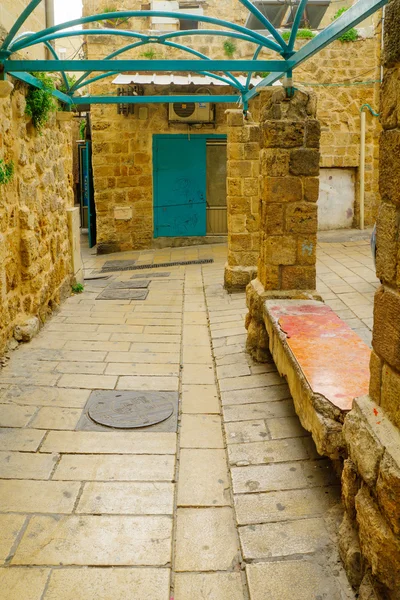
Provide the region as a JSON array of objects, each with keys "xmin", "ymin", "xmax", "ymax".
[{"xmin": 152, "ymin": 134, "xmax": 227, "ymax": 239}]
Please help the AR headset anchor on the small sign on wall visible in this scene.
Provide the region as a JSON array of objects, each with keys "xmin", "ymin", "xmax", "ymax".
[{"xmin": 114, "ymin": 206, "xmax": 133, "ymax": 221}]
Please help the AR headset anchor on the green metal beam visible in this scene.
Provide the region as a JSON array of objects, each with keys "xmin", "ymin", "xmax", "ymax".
[
  {"xmin": 9, "ymin": 71, "xmax": 73, "ymax": 104},
  {"xmin": 4, "ymin": 60, "xmax": 288, "ymax": 73},
  {"xmin": 71, "ymin": 94, "xmax": 240, "ymax": 105}
]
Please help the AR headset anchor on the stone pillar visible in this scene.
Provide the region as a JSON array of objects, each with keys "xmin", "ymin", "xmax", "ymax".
[
  {"xmin": 339, "ymin": 2, "xmax": 400, "ymax": 597},
  {"xmin": 224, "ymin": 109, "xmax": 260, "ymax": 290},
  {"xmin": 245, "ymin": 88, "xmax": 320, "ymax": 361}
]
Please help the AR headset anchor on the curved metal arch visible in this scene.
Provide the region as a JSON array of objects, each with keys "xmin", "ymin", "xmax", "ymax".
[
  {"xmin": 8, "ymin": 11, "xmax": 284, "ymax": 54},
  {"xmin": 71, "ymin": 38, "xmax": 245, "ymax": 94}
]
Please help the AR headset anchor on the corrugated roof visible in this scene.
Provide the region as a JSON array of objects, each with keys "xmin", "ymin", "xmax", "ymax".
[{"xmin": 112, "ymin": 73, "xmax": 280, "ymax": 86}]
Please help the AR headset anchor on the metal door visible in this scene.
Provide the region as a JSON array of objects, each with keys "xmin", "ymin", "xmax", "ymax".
[
  {"xmin": 153, "ymin": 136, "xmax": 206, "ymax": 238},
  {"xmin": 82, "ymin": 141, "xmax": 96, "ymax": 248}
]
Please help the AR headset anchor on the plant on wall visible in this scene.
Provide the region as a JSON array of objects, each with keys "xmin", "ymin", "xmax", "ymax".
[
  {"xmin": 223, "ymin": 40, "xmax": 237, "ymax": 58},
  {"xmin": 0, "ymin": 159, "xmax": 14, "ymax": 185},
  {"xmin": 99, "ymin": 5, "xmax": 130, "ymax": 27},
  {"xmin": 333, "ymin": 8, "xmax": 359, "ymax": 42},
  {"xmin": 79, "ymin": 119, "xmax": 86, "ymax": 140},
  {"xmin": 141, "ymin": 47, "xmax": 158, "ymax": 60},
  {"xmin": 25, "ymin": 72, "xmax": 56, "ymax": 132},
  {"xmin": 281, "ymin": 29, "xmax": 316, "ymax": 41},
  {"xmin": 59, "ymin": 74, "xmax": 77, "ymax": 94}
]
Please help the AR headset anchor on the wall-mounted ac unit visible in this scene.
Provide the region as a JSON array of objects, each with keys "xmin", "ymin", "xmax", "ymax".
[{"xmin": 169, "ymin": 99, "xmax": 214, "ymax": 123}]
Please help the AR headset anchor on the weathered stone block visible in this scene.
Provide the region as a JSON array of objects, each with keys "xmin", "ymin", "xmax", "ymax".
[
  {"xmin": 262, "ymin": 177, "xmax": 303, "ymax": 203},
  {"xmin": 289, "ymin": 149, "xmax": 320, "ymax": 176},
  {"xmin": 342, "ymin": 458, "xmax": 361, "ymax": 519},
  {"xmin": 258, "ymin": 264, "xmax": 280, "ymax": 291},
  {"xmin": 379, "ymin": 130, "xmax": 400, "ymax": 205},
  {"xmin": 20, "ymin": 232, "xmax": 39, "ymax": 268},
  {"xmin": 339, "ymin": 512, "xmax": 363, "ymax": 588},
  {"xmin": 297, "ymin": 236, "xmax": 316, "ymax": 266},
  {"xmin": 264, "ymin": 204, "xmax": 284, "ymax": 235},
  {"xmin": 372, "ymin": 287, "xmax": 400, "ymax": 371},
  {"xmin": 356, "ymin": 486, "xmax": 400, "ymax": 593},
  {"xmin": 260, "ymin": 149, "xmax": 290, "ymax": 177},
  {"xmin": 226, "ymin": 109, "xmax": 244, "ymax": 127},
  {"xmin": 376, "ymin": 451, "xmax": 400, "ymax": 536},
  {"xmin": 376, "ymin": 202, "xmax": 399, "ymax": 285},
  {"xmin": 227, "ymin": 178, "xmax": 243, "ymax": 197},
  {"xmin": 264, "ymin": 236, "xmax": 297, "ymax": 266},
  {"xmin": 369, "ymin": 350, "xmax": 382, "ymax": 405},
  {"xmin": 303, "ymin": 177, "xmax": 320, "ymax": 202},
  {"xmin": 261, "ymin": 121, "xmax": 305, "ymax": 149},
  {"xmin": 380, "ymin": 68, "xmax": 400, "ymax": 131},
  {"xmin": 285, "ymin": 203, "xmax": 318, "ymax": 234},
  {"xmin": 381, "ymin": 364, "xmax": 400, "ymax": 430},
  {"xmin": 383, "ymin": 0, "xmax": 400, "ymax": 67},
  {"xmin": 229, "ymin": 160, "xmax": 253, "ymax": 178},
  {"xmin": 281, "ymin": 265, "xmax": 315, "ymax": 290},
  {"xmin": 14, "ymin": 317, "xmax": 40, "ymax": 342},
  {"xmin": 305, "ymin": 120, "xmax": 321, "ymax": 148},
  {"xmin": 224, "ymin": 264, "xmax": 257, "ymax": 291}
]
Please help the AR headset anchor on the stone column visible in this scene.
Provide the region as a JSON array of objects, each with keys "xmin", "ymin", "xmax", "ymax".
[
  {"xmin": 339, "ymin": 2, "xmax": 400, "ymax": 596},
  {"xmin": 224, "ymin": 110, "xmax": 260, "ymax": 290},
  {"xmin": 245, "ymin": 88, "xmax": 320, "ymax": 361}
]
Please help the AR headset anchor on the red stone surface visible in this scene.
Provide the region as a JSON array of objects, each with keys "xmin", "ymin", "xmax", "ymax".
[{"xmin": 270, "ymin": 303, "xmax": 370, "ymax": 411}]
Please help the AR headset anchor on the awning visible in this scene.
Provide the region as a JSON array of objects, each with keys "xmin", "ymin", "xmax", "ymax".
[{"xmin": 112, "ymin": 73, "xmax": 280, "ymax": 86}]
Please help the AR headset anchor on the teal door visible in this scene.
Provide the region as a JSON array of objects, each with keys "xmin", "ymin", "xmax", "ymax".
[{"xmin": 153, "ymin": 136, "xmax": 206, "ymax": 237}]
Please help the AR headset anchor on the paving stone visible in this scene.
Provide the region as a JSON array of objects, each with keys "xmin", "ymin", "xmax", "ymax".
[
  {"xmin": 225, "ymin": 420, "xmax": 269, "ymax": 444},
  {"xmin": 182, "ymin": 364, "xmax": 215, "ymax": 385},
  {"xmin": 45, "ymin": 568, "xmax": 170, "ymax": 600},
  {"xmin": 175, "ymin": 508, "xmax": 239, "ymax": 571},
  {"xmin": 180, "ymin": 415, "xmax": 224, "ymax": 448},
  {"xmin": 231, "ymin": 463, "xmax": 308, "ymax": 494},
  {"xmin": 302, "ymin": 459, "xmax": 340, "ymax": 487},
  {"xmin": 55, "ymin": 362, "xmax": 106, "ymax": 375},
  {"xmin": 216, "ymin": 363, "xmax": 251, "ymax": 379},
  {"xmin": 0, "ymin": 386, "xmax": 90, "ymax": 408},
  {"xmin": 0, "ymin": 515, "xmax": 26, "ymax": 562},
  {"xmin": 41, "ymin": 431, "xmax": 176, "ymax": 454},
  {"xmin": 223, "ymin": 400, "xmax": 295, "ymax": 423},
  {"xmin": 106, "ymin": 351, "xmax": 180, "ymax": 363},
  {"xmin": 0, "ymin": 568, "xmax": 49, "ymax": 599},
  {"xmin": 77, "ymin": 482, "xmax": 174, "ymax": 514},
  {"xmin": 213, "ymin": 344, "xmax": 246, "ymax": 359},
  {"xmin": 53, "ymin": 454, "xmax": 175, "ymax": 481},
  {"xmin": 267, "ymin": 416, "xmax": 310, "ymax": 439},
  {"xmin": 0, "ymin": 428, "xmax": 45, "ymax": 452},
  {"xmin": 219, "ymin": 373, "xmax": 284, "ymax": 392},
  {"xmin": 0, "ymin": 452, "xmax": 58, "ymax": 480},
  {"xmin": 183, "ymin": 312, "xmax": 208, "ymax": 325},
  {"xmin": 181, "ymin": 385, "xmax": 220, "ymax": 414},
  {"xmin": 183, "ymin": 326, "xmax": 210, "ymax": 346},
  {"xmin": 105, "ymin": 362, "xmax": 179, "ymax": 376},
  {"xmin": 0, "ymin": 480, "xmax": 80, "ymax": 513},
  {"xmin": 117, "ymin": 376, "xmax": 179, "ymax": 392},
  {"xmin": 29, "ymin": 407, "xmax": 82, "ymax": 430},
  {"xmin": 177, "ymin": 449, "xmax": 230, "ymax": 507},
  {"xmin": 239, "ymin": 517, "xmax": 330, "ymax": 559},
  {"xmin": 221, "ymin": 384, "xmax": 291, "ymax": 406},
  {"xmin": 13, "ymin": 515, "xmax": 173, "ymax": 566},
  {"xmin": 97, "ymin": 288, "xmax": 149, "ymax": 300},
  {"xmin": 227, "ymin": 438, "xmax": 309, "ymax": 466},
  {"xmin": 174, "ymin": 572, "xmax": 245, "ymax": 600},
  {"xmin": 0, "ymin": 404, "xmax": 37, "ymax": 427},
  {"xmin": 58, "ymin": 374, "xmax": 118, "ymax": 390},
  {"xmin": 246, "ymin": 561, "xmax": 342, "ymax": 600},
  {"xmin": 108, "ymin": 280, "xmax": 150, "ymax": 289},
  {"xmin": 234, "ymin": 486, "xmax": 341, "ymax": 525},
  {"xmin": 63, "ymin": 341, "xmax": 131, "ymax": 353}
]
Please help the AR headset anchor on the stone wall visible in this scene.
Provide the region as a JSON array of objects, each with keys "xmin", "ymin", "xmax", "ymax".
[
  {"xmin": 0, "ymin": 79, "xmax": 74, "ymax": 355},
  {"xmin": 0, "ymin": 0, "xmax": 46, "ymax": 59},
  {"xmin": 338, "ymin": 1, "xmax": 400, "ymax": 597}
]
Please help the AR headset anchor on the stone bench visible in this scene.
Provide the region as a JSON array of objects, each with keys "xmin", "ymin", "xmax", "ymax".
[{"xmin": 261, "ymin": 299, "xmax": 371, "ymax": 460}]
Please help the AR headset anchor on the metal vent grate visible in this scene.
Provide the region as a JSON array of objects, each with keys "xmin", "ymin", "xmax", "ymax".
[
  {"xmin": 173, "ymin": 102, "xmax": 196, "ymax": 117},
  {"xmin": 101, "ymin": 258, "xmax": 214, "ymax": 272}
]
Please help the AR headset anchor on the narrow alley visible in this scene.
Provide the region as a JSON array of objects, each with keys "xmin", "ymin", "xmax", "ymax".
[{"xmin": 0, "ymin": 236, "xmax": 377, "ymax": 599}]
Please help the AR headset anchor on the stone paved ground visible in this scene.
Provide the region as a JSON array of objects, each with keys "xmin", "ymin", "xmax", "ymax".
[{"xmin": 0, "ymin": 233, "xmax": 377, "ymax": 599}]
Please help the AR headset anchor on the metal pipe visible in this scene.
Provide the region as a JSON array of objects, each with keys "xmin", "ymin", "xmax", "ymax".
[
  {"xmin": 359, "ymin": 109, "xmax": 366, "ymax": 230},
  {"xmin": 45, "ymin": 0, "xmax": 55, "ymax": 59}
]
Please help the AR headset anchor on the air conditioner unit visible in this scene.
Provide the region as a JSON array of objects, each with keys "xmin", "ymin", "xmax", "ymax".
[{"xmin": 169, "ymin": 99, "xmax": 214, "ymax": 122}]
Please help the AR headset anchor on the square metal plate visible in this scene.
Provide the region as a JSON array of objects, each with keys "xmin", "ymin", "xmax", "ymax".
[
  {"xmin": 108, "ymin": 280, "xmax": 150, "ymax": 290},
  {"xmin": 96, "ymin": 289, "xmax": 149, "ymax": 300}
]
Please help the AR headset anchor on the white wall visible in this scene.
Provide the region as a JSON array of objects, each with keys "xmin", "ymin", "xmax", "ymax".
[{"xmin": 318, "ymin": 168, "xmax": 356, "ymax": 231}]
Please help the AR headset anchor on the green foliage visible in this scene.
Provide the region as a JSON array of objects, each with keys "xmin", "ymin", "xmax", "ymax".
[
  {"xmin": 79, "ymin": 119, "xmax": 86, "ymax": 140},
  {"xmin": 59, "ymin": 74, "xmax": 77, "ymax": 94},
  {"xmin": 259, "ymin": 72, "xmax": 270, "ymax": 78},
  {"xmin": 0, "ymin": 159, "xmax": 14, "ymax": 185},
  {"xmin": 281, "ymin": 28, "xmax": 316, "ymax": 41},
  {"xmin": 223, "ymin": 40, "xmax": 237, "ymax": 58},
  {"xmin": 333, "ymin": 7, "xmax": 359, "ymax": 42},
  {"xmin": 100, "ymin": 5, "xmax": 130, "ymax": 27},
  {"xmin": 25, "ymin": 73, "xmax": 56, "ymax": 132},
  {"xmin": 141, "ymin": 47, "xmax": 157, "ymax": 60},
  {"xmin": 71, "ymin": 283, "xmax": 84, "ymax": 294}
]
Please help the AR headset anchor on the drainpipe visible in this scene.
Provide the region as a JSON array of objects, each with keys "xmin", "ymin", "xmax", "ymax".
[
  {"xmin": 359, "ymin": 104, "xmax": 379, "ymax": 230},
  {"xmin": 45, "ymin": 0, "xmax": 55, "ymax": 51}
]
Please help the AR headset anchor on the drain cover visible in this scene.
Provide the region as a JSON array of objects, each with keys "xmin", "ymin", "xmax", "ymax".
[
  {"xmin": 101, "ymin": 259, "xmax": 213, "ymax": 272},
  {"xmin": 88, "ymin": 391, "xmax": 174, "ymax": 429},
  {"xmin": 96, "ymin": 289, "xmax": 148, "ymax": 300},
  {"xmin": 131, "ymin": 272, "xmax": 170, "ymax": 279},
  {"xmin": 108, "ymin": 280, "xmax": 150, "ymax": 289}
]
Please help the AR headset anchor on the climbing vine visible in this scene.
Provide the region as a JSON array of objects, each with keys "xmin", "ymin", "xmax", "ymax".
[
  {"xmin": 281, "ymin": 29, "xmax": 316, "ymax": 41},
  {"xmin": 333, "ymin": 8, "xmax": 359, "ymax": 42},
  {"xmin": 79, "ymin": 119, "xmax": 87, "ymax": 140},
  {"xmin": 25, "ymin": 72, "xmax": 56, "ymax": 132},
  {"xmin": 0, "ymin": 159, "xmax": 14, "ymax": 185}
]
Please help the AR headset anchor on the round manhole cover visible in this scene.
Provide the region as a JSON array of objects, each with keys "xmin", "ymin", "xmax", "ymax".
[{"xmin": 88, "ymin": 393, "xmax": 174, "ymax": 429}]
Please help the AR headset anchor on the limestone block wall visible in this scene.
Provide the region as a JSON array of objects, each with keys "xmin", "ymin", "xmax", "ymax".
[
  {"xmin": 0, "ymin": 80, "xmax": 74, "ymax": 355},
  {"xmin": 0, "ymin": 0, "xmax": 46, "ymax": 59},
  {"xmin": 338, "ymin": 2, "xmax": 400, "ymax": 597}
]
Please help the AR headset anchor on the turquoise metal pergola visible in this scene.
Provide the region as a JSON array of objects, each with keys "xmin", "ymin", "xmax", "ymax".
[{"xmin": 0, "ymin": 0, "xmax": 388, "ymax": 111}]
